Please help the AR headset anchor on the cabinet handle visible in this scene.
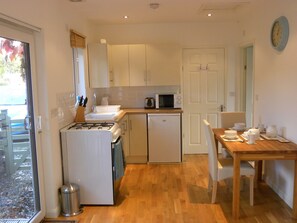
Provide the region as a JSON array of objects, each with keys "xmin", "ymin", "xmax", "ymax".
[
  {"xmin": 130, "ymin": 120, "xmax": 132, "ymax": 131},
  {"xmin": 110, "ymin": 70, "xmax": 114, "ymax": 82}
]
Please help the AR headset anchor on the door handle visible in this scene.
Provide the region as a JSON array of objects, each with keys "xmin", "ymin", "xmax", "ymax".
[{"xmin": 218, "ymin": 105, "xmax": 225, "ymax": 112}]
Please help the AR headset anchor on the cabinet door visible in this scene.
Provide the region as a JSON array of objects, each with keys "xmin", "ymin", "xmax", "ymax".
[
  {"xmin": 129, "ymin": 114, "xmax": 147, "ymax": 162},
  {"xmin": 88, "ymin": 43, "xmax": 110, "ymax": 88},
  {"xmin": 119, "ymin": 115, "xmax": 130, "ymax": 158},
  {"xmin": 146, "ymin": 44, "xmax": 181, "ymax": 86},
  {"xmin": 109, "ymin": 45, "xmax": 129, "ymax": 86},
  {"xmin": 129, "ymin": 44, "xmax": 147, "ymax": 86}
]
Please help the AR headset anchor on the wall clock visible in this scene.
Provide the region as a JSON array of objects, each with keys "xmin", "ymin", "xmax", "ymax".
[{"xmin": 271, "ymin": 16, "xmax": 289, "ymax": 51}]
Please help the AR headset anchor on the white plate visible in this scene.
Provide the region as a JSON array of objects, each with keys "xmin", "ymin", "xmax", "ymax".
[{"xmin": 222, "ymin": 135, "xmax": 238, "ymax": 140}]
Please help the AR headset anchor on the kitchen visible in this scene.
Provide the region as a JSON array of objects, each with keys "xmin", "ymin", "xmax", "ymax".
[{"xmin": 0, "ymin": 0, "xmax": 297, "ymax": 222}]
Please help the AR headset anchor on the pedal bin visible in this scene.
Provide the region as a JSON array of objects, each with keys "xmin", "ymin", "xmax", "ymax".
[{"xmin": 60, "ymin": 183, "xmax": 83, "ymax": 216}]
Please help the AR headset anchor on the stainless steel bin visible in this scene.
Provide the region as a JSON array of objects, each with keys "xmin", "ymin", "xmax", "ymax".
[{"xmin": 60, "ymin": 183, "xmax": 82, "ymax": 216}]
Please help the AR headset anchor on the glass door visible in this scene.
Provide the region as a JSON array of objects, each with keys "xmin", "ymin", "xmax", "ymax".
[{"xmin": 0, "ymin": 35, "xmax": 41, "ymax": 221}]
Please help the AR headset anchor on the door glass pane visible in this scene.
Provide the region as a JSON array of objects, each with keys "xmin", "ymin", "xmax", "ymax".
[{"xmin": 0, "ymin": 36, "xmax": 40, "ymax": 221}]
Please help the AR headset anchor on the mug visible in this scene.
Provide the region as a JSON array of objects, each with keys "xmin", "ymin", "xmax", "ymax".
[
  {"xmin": 266, "ymin": 125, "xmax": 277, "ymax": 138},
  {"xmin": 248, "ymin": 132, "xmax": 256, "ymax": 144}
]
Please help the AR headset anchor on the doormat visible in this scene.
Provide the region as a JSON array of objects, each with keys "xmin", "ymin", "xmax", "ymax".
[{"xmin": 42, "ymin": 220, "xmax": 78, "ymax": 223}]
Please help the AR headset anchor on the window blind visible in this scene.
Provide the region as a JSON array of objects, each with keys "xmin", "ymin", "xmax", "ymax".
[{"xmin": 70, "ymin": 29, "xmax": 86, "ymax": 48}]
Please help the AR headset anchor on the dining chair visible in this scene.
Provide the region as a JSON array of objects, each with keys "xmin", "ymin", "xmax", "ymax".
[
  {"xmin": 203, "ymin": 119, "xmax": 255, "ymax": 205},
  {"xmin": 220, "ymin": 112, "xmax": 246, "ymax": 129},
  {"xmin": 220, "ymin": 112, "xmax": 246, "ymax": 158}
]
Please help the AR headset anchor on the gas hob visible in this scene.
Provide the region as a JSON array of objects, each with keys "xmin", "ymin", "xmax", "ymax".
[{"xmin": 67, "ymin": 122, "xmax": 115, "ymax": 131}]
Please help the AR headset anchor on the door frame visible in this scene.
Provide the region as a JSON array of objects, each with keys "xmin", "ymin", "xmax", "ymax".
[
  {"xmin": 239, "ymin": 42, "xmax": 255, "ymax": 128},
  {"xmin": 0, "ymin": 20, "xmax": 45, "ymax": 222}
]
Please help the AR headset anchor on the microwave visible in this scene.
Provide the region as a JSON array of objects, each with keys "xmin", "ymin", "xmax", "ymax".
[{"xmin": 155, "ymin": 93, "xmax": 182, "ymax": 109}]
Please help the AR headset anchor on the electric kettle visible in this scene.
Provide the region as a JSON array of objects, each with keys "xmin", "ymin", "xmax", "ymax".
[{"xmin": 144, "ymin": 97, "xmax": 155, "ymax": 109}]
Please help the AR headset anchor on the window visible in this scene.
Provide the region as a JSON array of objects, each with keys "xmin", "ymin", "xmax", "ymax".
[
  {"xmin": 73, "ymin": 48, "xmax": 86, "ymax": 97},
  {"xmin": 70, "ymin": 30, "xmax": 86, "ymax": 97}
]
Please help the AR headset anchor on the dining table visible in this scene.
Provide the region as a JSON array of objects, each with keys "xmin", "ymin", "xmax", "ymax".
[{"xmin": 212, "ymin": 128, "xmax": 297, "ymax": 219}]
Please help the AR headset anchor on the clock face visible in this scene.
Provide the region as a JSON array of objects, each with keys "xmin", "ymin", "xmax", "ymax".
[
  {"xmin": 271, "ymin": 21, "xmax": 282, "ymax": 47},
  {"xmin": 271, "ymin": 16, "xmax": 289, "ymax": 51}
]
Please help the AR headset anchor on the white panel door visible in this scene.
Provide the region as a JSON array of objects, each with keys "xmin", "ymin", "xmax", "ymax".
[{"xmin": 183, "ymin": 48, "xmax": 225, "ymax": 154}]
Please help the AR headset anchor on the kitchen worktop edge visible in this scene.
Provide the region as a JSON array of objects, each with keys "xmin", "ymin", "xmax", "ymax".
[{"xmin": 115, "ymin": 108, "xmax": 183, "ymax": 122}]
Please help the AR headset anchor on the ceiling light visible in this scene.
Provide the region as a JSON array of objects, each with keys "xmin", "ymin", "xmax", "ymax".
[
  {"xmin": 123, "ymin": 15, "xmax": 129, "ymax": 19},
  {"xmin": 208, "ymin": 13, "xmax": 212, "ymax": 17},
  {"xmin": 149, "ymin": 3, "xmax": 160, "ymax": 10}
]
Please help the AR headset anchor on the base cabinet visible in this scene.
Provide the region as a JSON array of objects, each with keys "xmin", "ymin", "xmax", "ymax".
[
  {"xmin": 119, "ymin": 115, "xmax": 130, "ymax": 159},
  {"xmin": 120, "ymin": 114, "xmax": 147, "ymax": 163}
]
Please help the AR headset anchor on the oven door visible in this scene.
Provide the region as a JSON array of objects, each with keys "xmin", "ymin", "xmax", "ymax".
[{"xmin": 112, "ymin": 137, "xmax": 125, "ymax": 201}]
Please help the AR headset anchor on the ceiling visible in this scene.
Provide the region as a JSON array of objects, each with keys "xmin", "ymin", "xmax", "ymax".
[{"xmin": 65, "ymin": 0, "xmax": 256, "ymax": 25}]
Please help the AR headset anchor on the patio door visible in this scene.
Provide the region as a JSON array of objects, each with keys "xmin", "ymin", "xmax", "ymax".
[{"xmin": 0, "ymin": 23, "xmax": 44, "ymax": 222}]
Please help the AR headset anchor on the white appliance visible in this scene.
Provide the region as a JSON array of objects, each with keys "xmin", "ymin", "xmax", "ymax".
[
  {"xmin": 155, "ymin": 93, "xmax": 182, "ymax": 109},
  {"xmin": 148, "ymin": 113, "xmax": 181, "ymax": 162},
  {"xmin": 60, "ymin": 122, "xmax": 123, "ymax": 205}
]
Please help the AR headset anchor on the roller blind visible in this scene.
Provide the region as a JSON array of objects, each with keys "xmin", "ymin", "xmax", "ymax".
[{"xmin": 70, "ymin": 29, "xmax": 86, "ymax": 48}]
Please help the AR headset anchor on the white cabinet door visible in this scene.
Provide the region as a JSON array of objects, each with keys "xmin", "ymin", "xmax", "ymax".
[
  {"xmin": 128, "ymin": 114, "xmax": 147, "ymax": 163},
  {"xmin": 148, "ymin": 114, "xmax": 181, "ymax": 162},
  {"xmin": 109, "ymin": 45, "xmax": 129, "ymax": 86},
  {"xmin": 88, "ymin": 43, "xmax": 110, "ymax": 88},
  {"xmin": 146, "ymin": 44, "xmax": 181, "ymax": 86},
  {"xmin": 129, "ymin": 44, "xmax": 146, "ymax": 86}
]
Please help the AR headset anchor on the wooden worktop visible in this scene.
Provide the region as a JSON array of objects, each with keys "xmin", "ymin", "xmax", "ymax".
[{"xmin": 115, "ymin": 108, "xmax": 183, "ymax": 122}]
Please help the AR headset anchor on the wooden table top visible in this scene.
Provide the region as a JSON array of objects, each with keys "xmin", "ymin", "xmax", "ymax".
[{"xmin": 213, "ymin": 128, "xmax": 297, "ymax": 156}]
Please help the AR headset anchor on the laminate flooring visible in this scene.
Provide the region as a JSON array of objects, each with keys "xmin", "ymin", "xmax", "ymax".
[{"xmin": 50, "ymin": 155, "xmax": 296, "ymax": 223}]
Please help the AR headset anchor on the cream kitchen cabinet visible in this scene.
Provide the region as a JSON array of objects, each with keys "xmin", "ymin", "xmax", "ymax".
[
  {"xmin": 109, "ymin": 45, "xmax": 129, "ymax": 87},
  {"xmin": 146, "ymin": 44, "xmax": 181, "ymax": 86},
  {"xmin": 118, "ymin": 114, "xmax": 130, "ymax": 159},
  {"xmin": 126, "ymin": 114, "xmax": 147, "ymax": 163},
  {"xmin": 129, "ymin": 44, "xmax": 147, "ymax": 86},
  {"xmin": 88, "ymin": 43, "xmax": 111, "ymax": 88},
  {"xmin": 109, "ymin": 44, "xmax": 146, "ymax": 87}
]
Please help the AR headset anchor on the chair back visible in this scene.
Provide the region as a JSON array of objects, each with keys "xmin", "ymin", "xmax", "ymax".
[
  {"xmin": 220, "ymin": 112, "xmax": 246, "ymax": 128},
  {"xmin": 203, "ymin": 119, "xmax": 218, "ymax": 180}
]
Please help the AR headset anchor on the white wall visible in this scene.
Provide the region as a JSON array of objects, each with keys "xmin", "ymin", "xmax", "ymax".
[
  {"xmin": 0, "ymin": 0, "xmax": 90, "ymax": 218},
  {"xmin": 90, "ymin": 21, "xmax": 242, "ymax": 111},
  {"xmin": 240, "ymin": 0, "xmax": 297, "ymax": 207}
]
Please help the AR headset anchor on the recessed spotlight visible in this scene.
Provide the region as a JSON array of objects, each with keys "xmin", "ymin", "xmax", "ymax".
[
  {"xmin": 207, "ymin": 13, "xmax": 212, "ymax": 17},
  {"xmin": 123, "ymin": 15, "xmax": 129, "ymax": 19}
]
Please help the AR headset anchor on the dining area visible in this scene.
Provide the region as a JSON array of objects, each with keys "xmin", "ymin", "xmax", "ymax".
[{"xmin": 203, "ymin": 112, "xmax": 297, "ymax": 220}]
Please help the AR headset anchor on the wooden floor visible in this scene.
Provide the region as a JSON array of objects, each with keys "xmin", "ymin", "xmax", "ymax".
[{"xmin": 52, "ymin": 155, "xmax": 296, "ymax": 223}]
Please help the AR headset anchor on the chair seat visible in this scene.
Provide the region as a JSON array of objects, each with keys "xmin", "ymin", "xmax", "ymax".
[{"xmin": 218, "ymin": 158, "xmax": 255, "ymax": 180}]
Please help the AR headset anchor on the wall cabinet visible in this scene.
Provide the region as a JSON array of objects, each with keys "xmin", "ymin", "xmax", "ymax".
[
  {"xmin": 88, "ymin": 43, "xmax": 110, "ymax": 88},
  {"xmin": 146, "ymin": 44, "xmax": 181, "ymax": 86},
  {"xmin": 109, "ymin": 44, "xmax": 146, "ymax": 87},
  {"xmin": 109, "ymin": 45, "xmax": 129, "ymax": 87},
  {"xmin": 88, "ymin": 43, "xmax": 181, "ymax": 88}
]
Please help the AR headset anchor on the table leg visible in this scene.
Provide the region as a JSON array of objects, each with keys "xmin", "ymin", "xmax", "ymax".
[
  {"xmin": 293, "ymin": 160, "xmax": 297, "ymax": 218},
  {"xmin": 232, "ymin": 153, "xmax": 240, "ymax": 219}
]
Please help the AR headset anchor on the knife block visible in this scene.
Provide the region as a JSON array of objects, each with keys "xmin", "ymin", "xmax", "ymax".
[{"xmin": 74, "ymin": 106, "xmax": 85, "ymax": 123}]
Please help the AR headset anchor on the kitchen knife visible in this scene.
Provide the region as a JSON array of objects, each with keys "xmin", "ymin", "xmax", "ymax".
[
  {"xmin": 79, "ymin": 96, "xmax": 84, "ymax": 106},
  {"xmin": 83, "ymin": 97, "xmax": 88, "ymax": 107}
]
